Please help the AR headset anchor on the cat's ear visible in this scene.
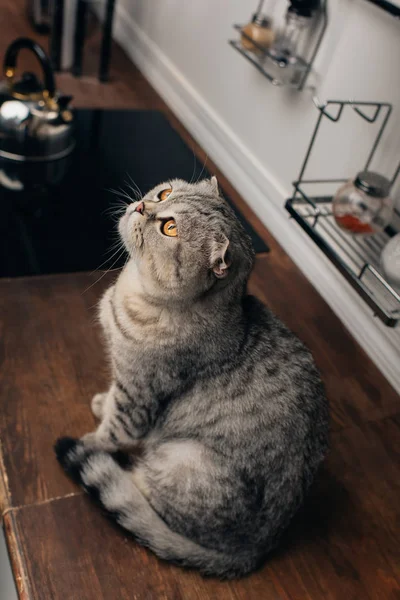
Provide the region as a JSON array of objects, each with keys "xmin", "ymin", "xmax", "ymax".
[
  {"xmin": 210, "ymin": 176, "xmax": 219, "ymax": 194},
  {"xmin": 211, "ymin": 235, "xmax": 231, "ymax": 279}
]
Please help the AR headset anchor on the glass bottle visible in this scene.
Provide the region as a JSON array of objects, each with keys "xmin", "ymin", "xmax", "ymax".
[
  {"xmin": 269, "ymin": 8, "xmax": 309, "ymax": 65},
  {"xmin": 332, "ymin": 171, "xmax": 393, "ymax": 235},
  {"xmin": 270, "ymin": 0, "xmax": 319, "ymax": 66}
]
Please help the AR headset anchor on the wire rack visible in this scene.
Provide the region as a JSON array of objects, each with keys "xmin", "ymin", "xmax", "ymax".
[
  {"xmin": 286, "ymin": 100, "xmax": 400, "ymax": 327},
  {"xmin": 229, "ymin": 31, "xmax": 308, "ymax": 88},
  {"xmin": 229, "ymin": 0, "xmax": 327, "ymax": 90}
]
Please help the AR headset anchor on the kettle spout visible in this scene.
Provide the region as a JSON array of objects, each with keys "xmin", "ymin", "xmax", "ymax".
[{"xmin": 57, "ymin": 95, "xmax": 74, "ymax": 123}]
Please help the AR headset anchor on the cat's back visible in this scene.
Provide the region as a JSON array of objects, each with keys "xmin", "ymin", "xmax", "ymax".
[
  {"xmin": 161, "ymin": 295, "xmax": 328, "ymax": 450},
  {"xmin": 241, "ymin": 295, "xmax": 324, "ymax": 401}
]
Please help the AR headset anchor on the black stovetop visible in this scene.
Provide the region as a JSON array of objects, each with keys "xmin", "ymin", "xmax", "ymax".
[{"xmin": 0, "ymin": 110, "xmax": 269, "ymax": 278}]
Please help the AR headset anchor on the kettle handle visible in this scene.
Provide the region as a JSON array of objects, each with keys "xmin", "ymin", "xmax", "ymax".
[{"xmin": 4, "ymin": 37, "xmax": 56, "ymax": 98}]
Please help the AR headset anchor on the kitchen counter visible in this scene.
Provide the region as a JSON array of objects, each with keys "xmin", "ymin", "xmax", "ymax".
[
  {"xmin": 1, "ymin": 2, "xmax": 400, "ymax": 595},
  {"xmin": 1, "ymin": 245, "xmax": 400, "ymax": 599}
]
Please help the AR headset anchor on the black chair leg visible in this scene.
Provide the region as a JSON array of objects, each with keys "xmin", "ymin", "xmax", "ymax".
[
  {"xmin": 99, "ymin": 0, "xmax": 116, "ymax": 82},
  {"xmin": 73, "ymin": 0, "xmax": 88, "ymax": 77},
  {"xmin": 50, "ymin": 0, "xmax": 65, "ymax": 71}
]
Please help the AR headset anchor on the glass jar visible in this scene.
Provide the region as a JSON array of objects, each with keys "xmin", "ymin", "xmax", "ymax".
[
  {"xmin": 332, "ymin": 171, "xmax": 393, "ymax": 235},
  {"xmin": 269, "ymin": 8, "xmax": 310, "ymax": 65},
  {"xmin": 241, "ymin": 14, "xmax": 274, "ymax": 53}
]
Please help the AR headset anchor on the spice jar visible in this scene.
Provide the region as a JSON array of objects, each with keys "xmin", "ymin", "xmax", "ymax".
[
  {"xmin": 332, "ymin": 171, "xmax": 394, "ymax": 235},
  {"xmin": 241, "ymin": 13, "xmax": 274, "ymax": 53}
]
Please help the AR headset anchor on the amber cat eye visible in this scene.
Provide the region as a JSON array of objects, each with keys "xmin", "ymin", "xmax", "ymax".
[
  {"xmin": 158, "ymin": 188, "xmax": 172, "ymax": 201},
  {"xmin": 162, "ymin": 219, "xmax": 178, "ymax": 237}
]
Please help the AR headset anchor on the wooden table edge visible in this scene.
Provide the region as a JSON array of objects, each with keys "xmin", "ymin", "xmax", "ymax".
[
  {"xmin": 0, "ymin": 437, "xmax": 12, "ymax": 513},
  {"xmin": 3, "ymin": 510, "xmax": 33, "ymax": 600}
]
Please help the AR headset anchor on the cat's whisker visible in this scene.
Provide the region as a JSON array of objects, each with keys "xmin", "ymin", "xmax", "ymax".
[
  {"xmin": 101, "ymin": 266, "xmax": 124, "ymax": 273},
  {"xmin": 189, "ymin": 147, "xmax": 197, "ymax": 185},
  {"xmin": 195, "ymin": 154, "xmax": 209, "ymax": 184},
  {"xmin": 123, "ymin": 178, "xmax": 141, "ymax": 201},
  {"xmin": 87, "ymin": 242, "xmax": 125, "ymax": 276},
  {"xmin": 82, "ymin": 247, "xmax": 126, "ymax": 295},
  {"xmin": 125, "ymin": 186, "xmax": 140, "ymax": 202},
  {"xmin": 102, "ymin": 203, "xmax": 128, "ymax": 218},
  {"xmin": 108, "ymin": 187, "xmax": 134, "ymax": 204},
  {"xmin": 126, "ymin": 173, "xmax": 143, "ymax": 198},
  {"xmin": 103, "ymin": 205, "xmax": 128, "ymax": 222}
]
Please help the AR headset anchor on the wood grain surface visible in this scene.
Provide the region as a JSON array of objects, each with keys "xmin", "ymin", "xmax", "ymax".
[
  {"xmin": 1, "ymin": 1, "xmax": 400, "ymax": 598},
  {"xmin": 3, "ymin": 414, "xmax": 400, "ymax": 599},
  {"xmin": 0, "ymin": 273, "xmax": 112, "ymax": 509}
]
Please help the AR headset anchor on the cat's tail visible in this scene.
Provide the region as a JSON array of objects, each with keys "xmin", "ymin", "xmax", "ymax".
[{"xmin": 54, "ymin": 438, "xmax": 260, "ymax": 579}]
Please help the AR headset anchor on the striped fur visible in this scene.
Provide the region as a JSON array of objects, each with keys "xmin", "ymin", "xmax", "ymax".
[{"xmin": 55, "ymin": 178, "xmax": 329, "ymax": 578}]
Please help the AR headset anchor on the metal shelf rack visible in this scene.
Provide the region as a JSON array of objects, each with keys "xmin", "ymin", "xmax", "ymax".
[
  {"xmin": 285, "ymin": 100, "xmax": 400, "ymax": 327},
  {"xmin": 229, "ymin": 0, "xmax": 327, "ymax": 90},
  {"xmin": 364, "ymin": 0, "xmax": 400, "ymax": 18}
]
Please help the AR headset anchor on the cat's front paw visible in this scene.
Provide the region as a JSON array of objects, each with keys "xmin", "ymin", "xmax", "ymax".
[
  {"xmin": 80, "ymin": 431, "xmax": 118, "ymax": 452},
  {"xmin": 54, "ymin": 437, "xmax": 89, "ymax": 484},
  {"xmin": 91, "ymin": 393, "xmax": 107, "ymax": 419}
]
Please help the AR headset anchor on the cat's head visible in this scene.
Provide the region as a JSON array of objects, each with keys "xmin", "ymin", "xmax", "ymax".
[{"xmin": 118, "ymin": 178, "xmax": 255, "ymax": 301}]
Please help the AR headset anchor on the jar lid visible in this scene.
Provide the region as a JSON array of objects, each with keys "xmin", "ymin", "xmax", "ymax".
[
  {"xmin": 354, "ymin": 171, "xmax": 391, "ymax": 198},
  {"xmin": 289, "ymin": 0, "xmax": 319, "ymax": 17},
  {"xmin": 252, "ymin": 13, "xmax": 272, "ymax": 27}
]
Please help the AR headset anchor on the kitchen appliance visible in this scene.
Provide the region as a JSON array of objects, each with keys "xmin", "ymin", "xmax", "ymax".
[
  {"xmin": 0, "ymin": 38, "xmax": 75, "ymax": 190},
  {"xmin": 0, "ymin": 109, "xmax": 269, "ymax": 279},
  {"xmin": 0, "ymin": 37, "xmax": 75, "ymax": 162}
]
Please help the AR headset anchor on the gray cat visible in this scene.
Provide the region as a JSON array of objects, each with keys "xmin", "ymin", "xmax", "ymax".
[{"xmin": 55, "ymin": 177, "xmax": 329, "ymax": 578}]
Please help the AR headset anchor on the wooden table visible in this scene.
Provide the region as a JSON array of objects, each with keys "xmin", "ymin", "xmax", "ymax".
[
  {"xmin": 1, "ymin": 246, "xmax": 400, "ymax": 599},
  {"xmin": 1, "ymin": 0, "xmax": 399, "ymax": 595}
]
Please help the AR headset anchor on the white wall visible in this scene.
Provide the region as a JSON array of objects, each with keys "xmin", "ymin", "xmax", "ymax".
[{"xmin": 114, "ymin": 0, "xmax": 400, "ymax": 206}]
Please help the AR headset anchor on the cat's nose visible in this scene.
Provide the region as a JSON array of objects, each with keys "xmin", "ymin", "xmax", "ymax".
[{"xmin": 134, "ymin": 201, "xmax": 145, "ymax": 215}]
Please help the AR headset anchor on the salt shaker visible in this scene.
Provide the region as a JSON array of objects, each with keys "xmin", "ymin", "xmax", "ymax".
[{"xmin": 332, "ymin": 171, "xmax": 394, "ymax": 234}]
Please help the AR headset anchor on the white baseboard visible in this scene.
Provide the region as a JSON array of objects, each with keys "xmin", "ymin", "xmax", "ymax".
[{"xmin": 112, "ymin": 5, "xmax": 400, "ymax": 394}]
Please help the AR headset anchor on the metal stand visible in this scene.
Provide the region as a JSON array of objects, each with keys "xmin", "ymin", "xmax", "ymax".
[
  {"xmin": 229, "ymin": 0, "xmax": 328, "ymax": 90},
  {"xmin": 72, "ymin": 0, "xmax": 88, "ymax": 76},
  {"xmin": 363, "ymin": 0, "xmax": 400, "ymax": 18},
  {"xmin": 72, "ymin": 0, "xmax": 116, "ymax": 81},
  {"xmin": 286, "ymin": 99, "xmax": 400, "ymax": 327},
  {"xmin": 50, "ymin": 0, "xmax": 64, "ymax": 71},
  {"xmin": 99, "ymin": 0, "xmax": 115, "ymax": 81}
]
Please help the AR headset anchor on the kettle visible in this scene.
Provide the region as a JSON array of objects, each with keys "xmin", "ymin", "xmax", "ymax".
[{"xmin": 0, "ymin": 37, "xmax": 74, "ymax": 162}]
